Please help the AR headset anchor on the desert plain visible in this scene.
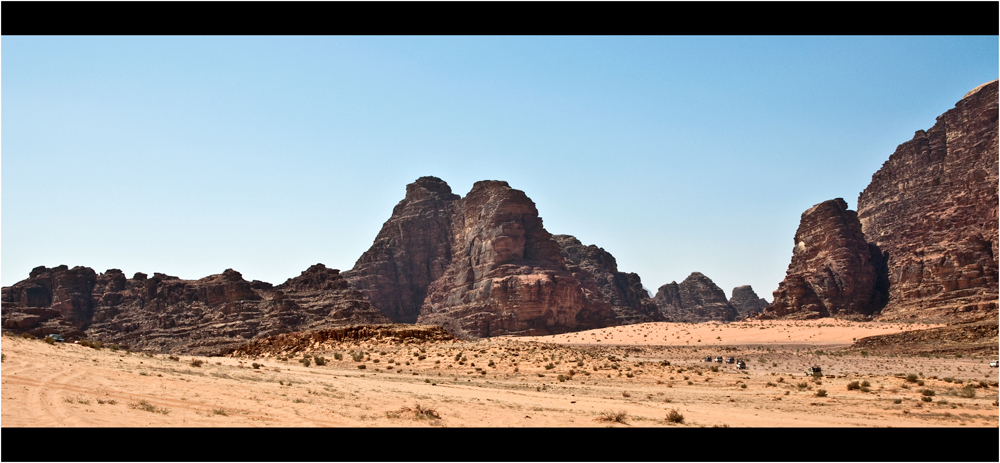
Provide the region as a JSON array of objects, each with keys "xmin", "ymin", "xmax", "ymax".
[{"xmin": 2, "ymin": 318, "xmax": 998, "ymax": 428}]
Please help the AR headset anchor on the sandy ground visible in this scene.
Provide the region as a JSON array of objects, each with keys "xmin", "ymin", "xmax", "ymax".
[{"xmin": 2, "ymin": 319, "xmax": 998, "ymax": 428}]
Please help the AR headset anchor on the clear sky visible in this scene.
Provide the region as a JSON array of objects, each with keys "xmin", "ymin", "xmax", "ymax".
[{"xmin": 3, "ymin": 36, "xmax": 998, "ymax": 302}]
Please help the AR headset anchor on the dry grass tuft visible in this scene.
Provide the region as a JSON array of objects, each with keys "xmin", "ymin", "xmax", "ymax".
[{"xmin": 596, "ymin": 410, "xmax": 629, "ymax": 424}]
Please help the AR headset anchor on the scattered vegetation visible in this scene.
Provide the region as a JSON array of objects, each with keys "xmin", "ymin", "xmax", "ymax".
[
  {"xmin": 597, "ymin": 410, "xmax": 629, "ymax": 424},
  {"xmin": 665, "ymin": 408, "xmax": 684, "ymax": 424},
  {"xmin": 190, "ymin": 359, "xmax": 204, "ymax": 367},
  {"xmin": 128, "ymin": 399, "xmax": 169, "ymax": 414}
]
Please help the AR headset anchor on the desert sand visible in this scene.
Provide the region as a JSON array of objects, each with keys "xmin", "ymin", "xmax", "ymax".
[{"xmin": 2, "ymin": 319, "xmax": 997, "ymax": 428}]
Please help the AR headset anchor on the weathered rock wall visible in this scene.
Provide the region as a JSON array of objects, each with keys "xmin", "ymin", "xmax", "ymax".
[
  {"xmin": 764, "ymin": 199, "xmax": 884, "ymax": 320},
  {"xmin": 856, "ymin": 80, "xmax": 998, "ymax": 323},
  {"xmin": 1, "ymin": 264, "xmax": 390, "ymax": 355},
  {"xmin": 343, "ymin": 176, "xmax": 459, "ymax": 323},
  {"xmin": 417, "ymin": 181, "xmax": 615, "ymax": 338},
  {"xmin": 553, "ymin": 234, "xmax": 663, "ymax": 324}
]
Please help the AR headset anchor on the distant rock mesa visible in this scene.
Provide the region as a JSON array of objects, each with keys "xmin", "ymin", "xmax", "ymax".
[
  {"xmin": 2, "ymin": 264, "xmax": 390, "ymax": 355},
  {"xmin": 653, "ymin": 272, "xmax": 738, "ymax": 323}
]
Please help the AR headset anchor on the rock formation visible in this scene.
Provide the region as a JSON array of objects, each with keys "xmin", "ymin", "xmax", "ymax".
[
  {"xmin": 763, "ymin": 199, "xmax": 884, "ymax": 320},
  {"xmin": 553, "ymin": 234, "xmax": 663, "ymax": 324},
  {"xmin": 344, "ymin": 176, "xmax": 459, "ymax": 323},
  {"xmin": 418, "ymin": 181, "xmax": 615, "ymax": 338},
  {"xmin": 346, "ymin": 178, "xmax": 617, "ymax": 338},
  {"xmin": 653, "ymin": 272, "xmax": 738, "ymax": 322},
  {"xmin": 1, "ymin": 264, "xmax": 390, "ymax": 355},
  {"xmin": 856, "ymin": 80, "xmax": 998, "ymax": 323},
  {"xmin": 728, "ymin": 285, "xmax": 768, "ymax": 318}
]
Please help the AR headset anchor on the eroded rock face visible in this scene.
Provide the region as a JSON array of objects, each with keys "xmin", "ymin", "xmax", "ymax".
[
  {"xmin": 1, "ymin": 264, "xmax": 389, "ymax": 355},
  {"xmin": 729, "ymin": 285, "xmax": 768, "ymax": 318},
  {"xmin": 653, "ymin": 272, "xmax": 738, "ymax": 322},
  {"xmin": 344, "ymin": 176, "xmax": 459, "ymax": 323},
  {"xmin": 553, "ymin": 234, "xmax": 663, "ymax": 325},
  {"xmin": 418, "ymin": 181, "xmax": 615, "ymax": 338},
  {"xmin": 856, "ymin": 80, "xmax": 999, "ymax": 323},
  {"xmin": 346, "ymin": 177, "xmax": 617, "ymax": 338},
  {"xmin": 764, "ymin": 199, "xmax": 884, "ymax": 320}
]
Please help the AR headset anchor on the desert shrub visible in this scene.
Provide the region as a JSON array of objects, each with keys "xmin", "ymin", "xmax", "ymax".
[
  {"xmin": 921, "ymin": 396, "xmax": 933, "ymax": 402},
  {"xmin": 622, "ymin": 391, "xmax": 630, "ymax": 397},
  {"xmin": 252, "ymin": 363, "xmax": 261, "ymax": 369},
  {"xmin": 905, "ymin": 374, "xmax": 918, "ymax": 383},
  {"xmin": 300, "ymin": 357, "xmax": 311, "ymax": 367},
  {"xmin": 333, "ymin": 352, "xmax": 343, "ymax": 361},
  {"xmin": 740, "ymin": 384, "xmax": 747, "ymax": 389},
  {"xmin": 777, "ymin": 377, "xmax": 784, "ymax": 383},
  {"xmin": 21, "ymin": 332, "xmax": 36, "ymax": 339},
  {"xmin": 847, "ymin": 381, "xmax": 861, "ymax": 391},
  {"xmin": 558, "ymin": 375, "xmax": 566, "ymax": 382},
  {"xmin": 357, "ymin": 365, "xmax": 366, "ymax": 370},
  {"xmin": 128, "ymin": 399, "xmax": 169, "ymax": 414},
  {"xmin": 815, "ymin": 389, "xmax": 827, "ymax": 397},
  {"xmin": 43, "ymin": 336, "xmax": 56, "ymax": 345},
  {"xmin": 943, "ymin": 377, "xmax": 955, "ymax": 383},
  {"xmin": 920, "ymin": 389, "xmax": 935, "ymax": 397},
  {"xmin": 168, "ymin": 355, "xmax": 180, "ymax": 361},
  {"xmin": 352, "ymin": 351, "xmax": 365, "ymax": 362},
  {"xmin": 213, "ymin": 408, "xmax": 228, "ymax": 416},
  {"xmin": 665, "ymin": 408, "xmax": 684, "ymax": 423},
  {"xmin": 545, "ymin": 363, "xmax": 555, "ymax": 370},
  {"xmin": 766, "ymin": 382, "xmax": 776, "ymax": 387},
  {"xmin": 190, "ymin": 359, "xmax": 203, "ymax": 367},
  {"xmin": 893, "ymin": 398, "xmax": 902, "ymax": 404},
  {"xmin": 797, "ymin": 382, "xmax": 809, "ymax": 389},
  {"xmin": 957, "ymin": 385, "xmax": 976, "ymax": 398},
  {"xmin": 917, "ymin": 380, "xmax": 925, "ymax": 386},
  {"xmin": 710, "ymin": 366, "xmax": 719, "ymax": 373},
  {"xmin": 314, "ymin": 356, "xmax": 326, "ymax": 366},
  {"xmin": 597, "ymin": 410, "xmax": 629, "ymax": 424}
]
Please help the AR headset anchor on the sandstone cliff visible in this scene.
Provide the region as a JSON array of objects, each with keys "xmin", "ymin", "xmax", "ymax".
[
  {"xmin": 344, "ymin": 176, "xmax": 459, "ymax": 323},
  {"xmin": 729, "ymin": 285, "xmax": 768, "ymax": 318},
  {"xmin": 855, "ymin": 80, "xmax": 998, "ymax": 323},
  {"xmin": 1, "ymin": 264, "xmax": 390, "ymax": 355},
  {"xmin": 553, "ymin": 234, "xmax": 663, "ymax": 325},
  {"xmin": 417, "ymin": 181, "xmax": 615, "ymax": 338},
  {"xmin": 763, "ymin": 199, "xmax": 885, "ymax": 320},
  {"xmin": 653, "ymin": 272, "xmax": 738, "ymax": 322},
  {"xmin": 345, "ymin": 178, "xmax": 617, "ymax": 338}
]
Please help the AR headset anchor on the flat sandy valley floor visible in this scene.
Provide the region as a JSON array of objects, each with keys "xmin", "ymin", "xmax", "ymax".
[{"xmin": 2, "ymin": 319, "xmax": 998, "ymax": 428}]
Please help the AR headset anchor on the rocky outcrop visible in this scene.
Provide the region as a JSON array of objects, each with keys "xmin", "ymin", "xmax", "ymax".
[
  {"xmin": 2, "ymin": 264, "xmax": 390, "ymax": 355},
  {"xmin": 553, "ymin": 234, "xmax": 663, "ymax": 325},
  {"xmin": 229, "ymin": 324, "xmax": 455, "ymax": 358},
  {"xmin": 856, "ymin": 80, "xmax": 999, "ymax": 323},
  {"xmin": 344, "ymin": 176, "xmax": 459, "ymax": 323},
  {"xmin": 729, "ymin": 285, "xmax": 768, "ymax": 318},
  {"xmin": 417, "ymin": 181, "xmax": 615, "ymax": 338},
  {"xmin": 763, "ymin": 199, "xmax": 884, "ymax": 320},
  {"xmin": 346, "ymin": 178, "xmax": 617, "ymax": 338},
  {"xmin": 653, "ymin": 272, "xmax": 738, "ymax": 322}
]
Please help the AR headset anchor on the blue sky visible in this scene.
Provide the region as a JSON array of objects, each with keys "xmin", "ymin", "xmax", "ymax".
[{"xmin": 3, "ymin": 36, "xmax": 998, "ymax": 302}]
